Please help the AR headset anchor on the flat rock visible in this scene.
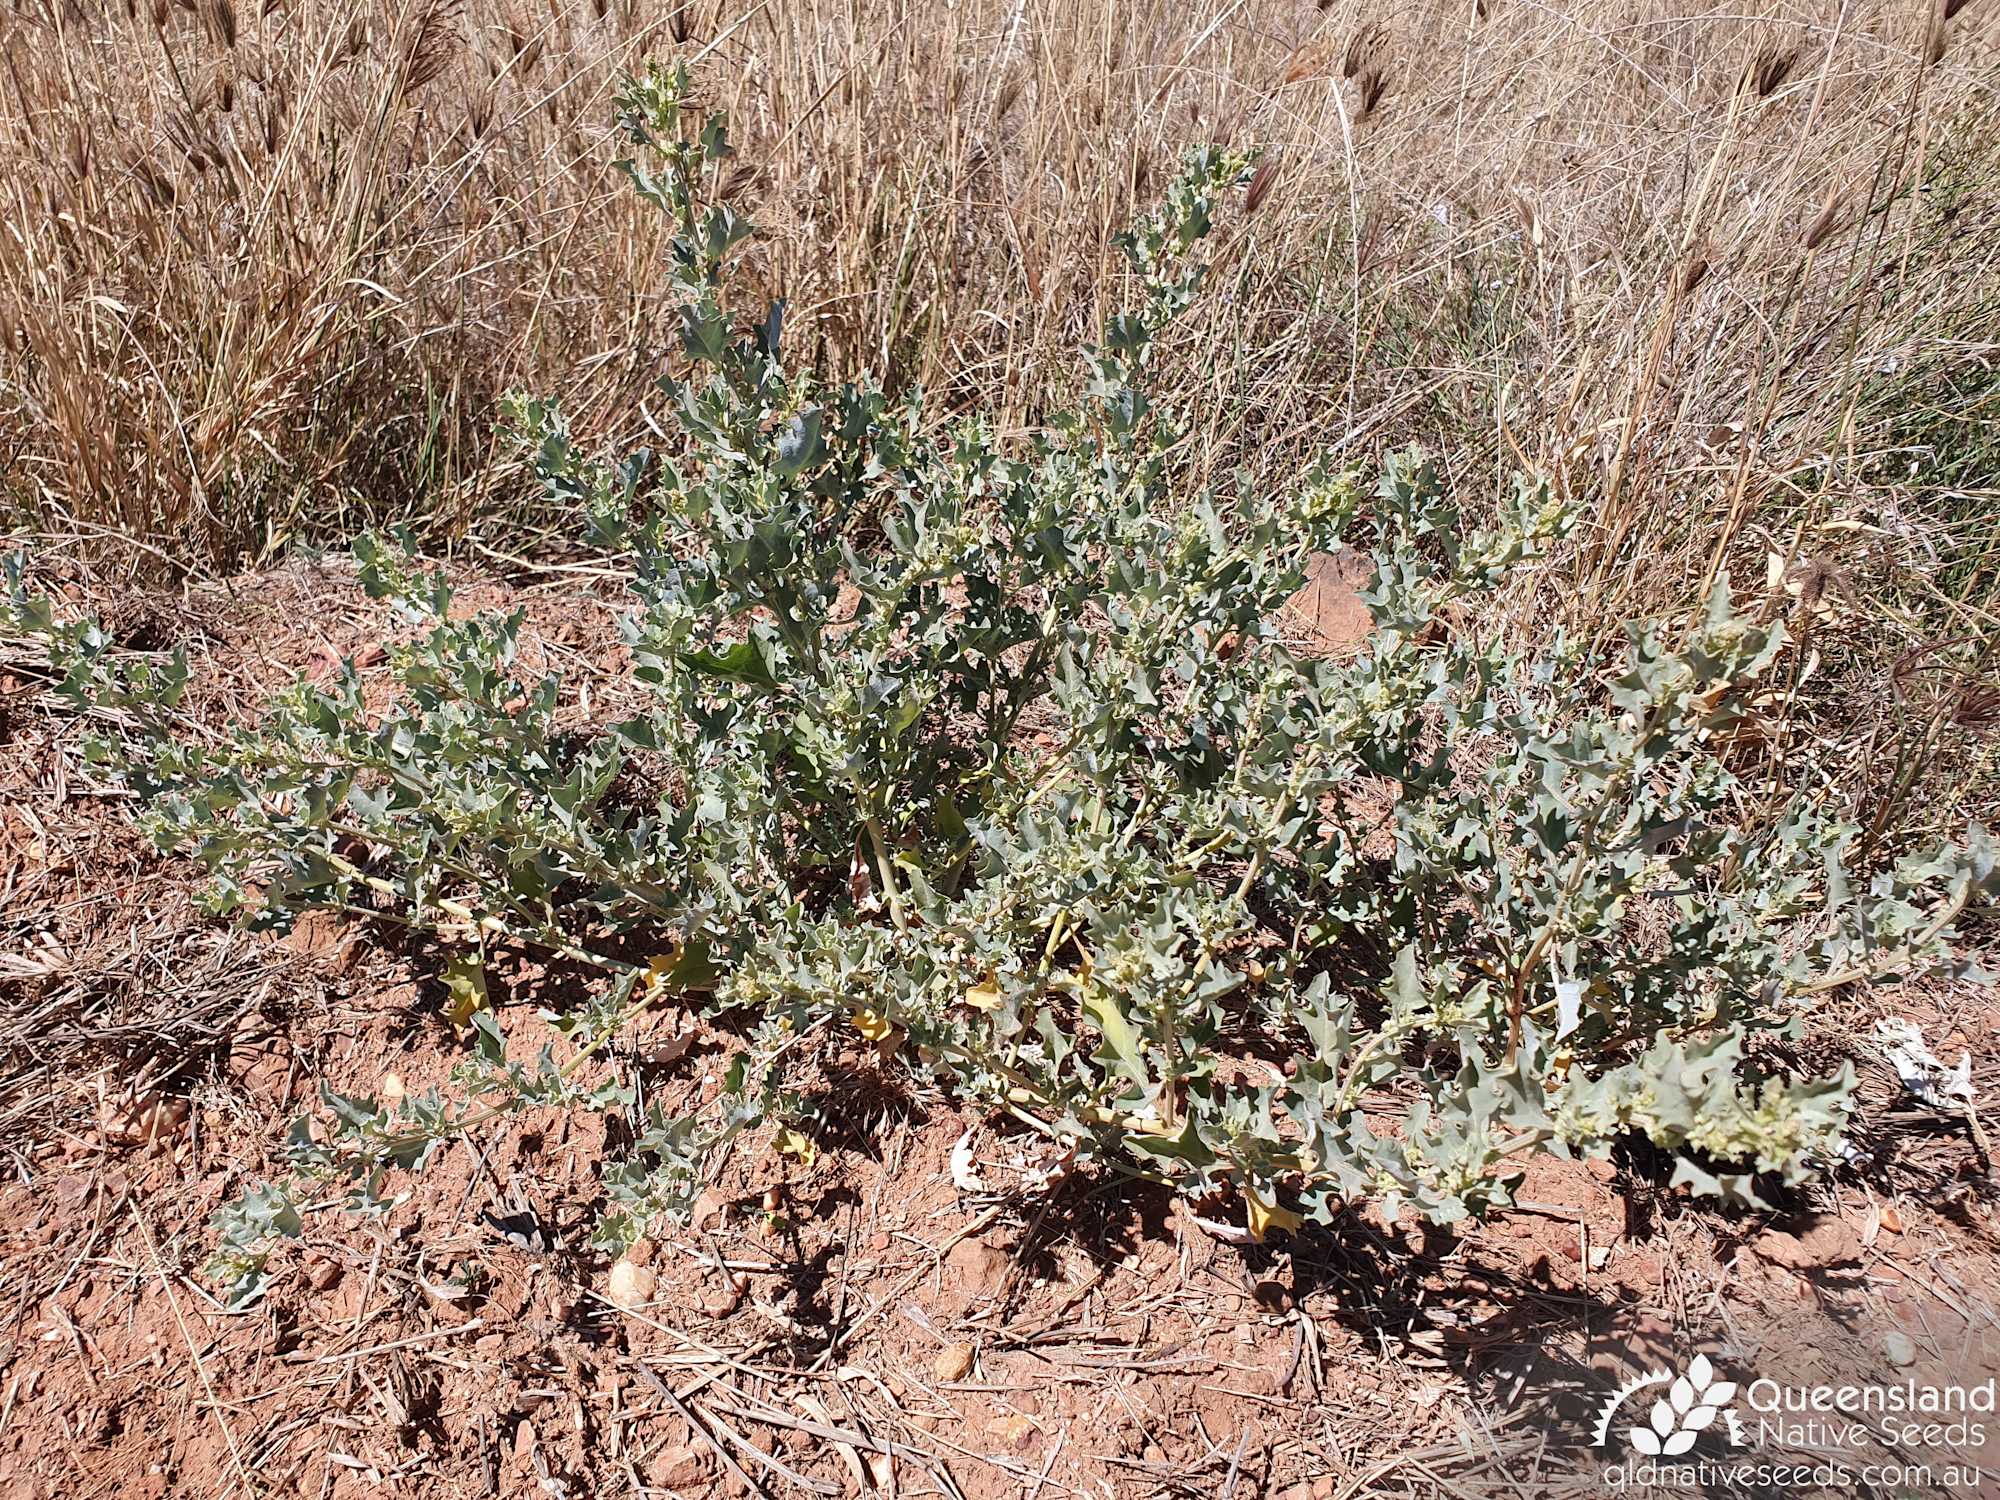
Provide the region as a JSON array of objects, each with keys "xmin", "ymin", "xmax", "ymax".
[
  {"xmin": 1285, "ymin": 550, "xmax": 1375, "ymax": 657},
  {"xmin": 1751, "ymin": 1215, "xmax": 1862, "ymax": 1270}
]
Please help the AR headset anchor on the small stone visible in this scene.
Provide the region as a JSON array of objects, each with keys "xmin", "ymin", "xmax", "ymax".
[
  {"xmin": 931, "ymin": 1342, "xmax": 975, "ymax": 1382},
  {"xmin": 987, "ymin": 1413, "xmax": 1039, "ymax": 1452},
  {"xmin": 302, "ymin": 1255, "xmax": 342, "ymax": 1292},
  {"xmin": 1751, "ymin": 1215, "xmax": 1861, "ymax": 1270},
  {"xmin": 606, "ymin": 1259, "xmax": 657, "ymax": 1309},
  {"xmin": 1313, "ymin": 1478, "xmax": 1337, "ymax": 1500},
  {"xmin": 1883, "ymin": 1331, "xmax": 1919, "ymax": 1367}
]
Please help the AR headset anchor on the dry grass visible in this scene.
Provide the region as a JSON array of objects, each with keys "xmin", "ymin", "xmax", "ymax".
[{"xmin": 1, "ymin": 0, "xmax": 1995, "ymax": 822}]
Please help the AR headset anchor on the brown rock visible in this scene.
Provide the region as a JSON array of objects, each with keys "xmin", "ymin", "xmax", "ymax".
[
  {"xmin": 931, "ymin": 1341, "xmax": 975, "ymax": 1382},
  {"xmin": 986, "ymin": 1413, "xmax": 1040, "ymax": 1453},
  {"xmin": 1285, "ymin": 550, "xmax": 1375, "ymax": 657},
  {"xmin": 301, "ymin": 1255, "xmax": 342, "ymax": 1292},
  {"xmin": 1751, "ymin": 1215, "xmax": 1862, "ymax": 1270}
]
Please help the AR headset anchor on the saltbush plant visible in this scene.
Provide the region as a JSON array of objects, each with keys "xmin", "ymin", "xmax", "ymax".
[{"xmin": 5, "ymin": 64, "xmax": 1993, "ymax": 1306}]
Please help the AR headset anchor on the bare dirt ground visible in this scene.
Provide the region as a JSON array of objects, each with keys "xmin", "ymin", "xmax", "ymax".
[{"xmin": 2, "ymin": 558, "xmax": 1996, "ymax": 1499}]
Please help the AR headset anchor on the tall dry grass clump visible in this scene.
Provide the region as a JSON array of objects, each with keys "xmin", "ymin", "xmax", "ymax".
[
  {"xmin": 0, "ymin": 0, "xmax": 684, "ymax": 557},
  {"xmin": 2, "ymin": 0, "xmax": 1993, "ymax": 548},
  {"xmin": 1, "ymin": 0, "xmax": 1995, "ymax": 833}
]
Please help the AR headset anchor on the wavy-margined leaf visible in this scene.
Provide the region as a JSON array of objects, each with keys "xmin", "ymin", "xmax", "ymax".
[
  {"xmin": 680, "ymin": 640, "xmax": 778, "ymax": 687},
  {"xmin": 771, "ymin": 407, "xmax": 824, "ymax": 478}
]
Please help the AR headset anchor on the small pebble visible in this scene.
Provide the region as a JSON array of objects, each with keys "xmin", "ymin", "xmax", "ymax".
[{"xmin": 606, "ymin": 1258, "xmax": 657, "ymax": 1309}]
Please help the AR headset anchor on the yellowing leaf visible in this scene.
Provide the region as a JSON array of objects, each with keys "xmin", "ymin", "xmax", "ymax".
[
  {"xmin": 639, "ymin": 935, "xmax": 723, "ymax": 998},
  {"xmin": 441, "ymin": 954, "xmax": 489, "ymax": 1033},
  {"xmin": 850, "ymin": 1007, "xmax": 894, "ymax": 1042},
  {"xmin": 643, "ymin": 948, "xmax": 682, "ymax": 1002},
  {"xmin": 963, "ymin": 975, "xmax": 1003, "ymax": 1010},
  {"xmin": 1244, "ymin": 1184, "xmax": 1303, "ymax": 1243},
  {"xmin": 772, "ymin": 1127, "xmax": 818, "ymax": 1167}
]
